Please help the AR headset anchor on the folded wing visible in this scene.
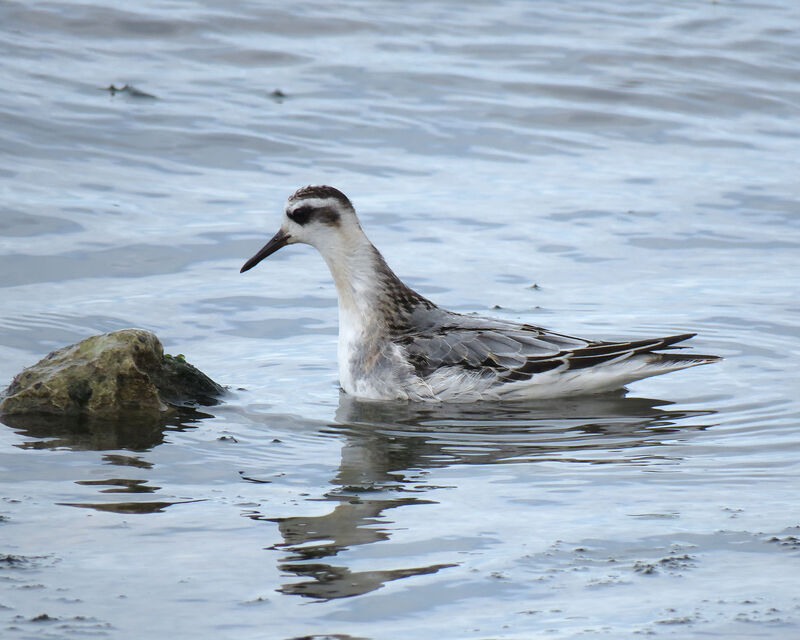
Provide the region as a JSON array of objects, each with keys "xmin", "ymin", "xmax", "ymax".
[{"xmin": 395, "ymin": 313, "xmax": 709, "ymax": 384}]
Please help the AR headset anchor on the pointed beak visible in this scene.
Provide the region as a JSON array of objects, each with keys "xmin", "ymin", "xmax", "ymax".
[{"xmin": 240, "ymin": 228, "xmax": 291, "ymax": 273}]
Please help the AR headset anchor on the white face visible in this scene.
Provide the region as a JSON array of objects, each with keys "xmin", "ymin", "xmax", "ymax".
[
  {"xmin": 240, "ymin": 186, "xmax": 358, "ymax": 273},
  {"xmin": 281, "ymin": 196, "xmax": 348, "ymax": 247}
]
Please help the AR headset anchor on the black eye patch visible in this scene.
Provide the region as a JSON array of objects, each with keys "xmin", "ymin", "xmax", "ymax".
[
  {"xmin": 288, "ymin": 204, "xmax": 341, "ymax": 226},
  {"xmin": 288, "ymin": 204, "xmax": 313, "ymax": 225}
]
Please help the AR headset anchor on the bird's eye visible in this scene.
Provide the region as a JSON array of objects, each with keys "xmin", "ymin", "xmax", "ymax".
[
  {"xmin": 287, "ymin": 204, "xmax": 341, "ymax": 226},
  {"xmin": 288, "ymin": 205, "xmax": 313, "ymax": 226}
]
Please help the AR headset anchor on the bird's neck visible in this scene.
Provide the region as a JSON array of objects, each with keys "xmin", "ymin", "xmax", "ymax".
[
  {"xmin": 318, "ymin": 234, "xmax": 431, "ymax": 335},
  {"xmin": 321, "ymin": 238, "xmax": 389, "ymax": 325},
  {"xmin": 318, "ymin": 231, "xmax": 436, "ymax": 396}
]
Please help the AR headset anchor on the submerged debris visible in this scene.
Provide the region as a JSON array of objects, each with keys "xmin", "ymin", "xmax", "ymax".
[{"xmin": 103, "ymin": 84, "xmax": 157, "ymax": 99}]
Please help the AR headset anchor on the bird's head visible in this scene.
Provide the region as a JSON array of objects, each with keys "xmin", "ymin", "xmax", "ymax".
[{"xmin": 240, "ymin": 185, "xmax": 362, "ymax": 273}]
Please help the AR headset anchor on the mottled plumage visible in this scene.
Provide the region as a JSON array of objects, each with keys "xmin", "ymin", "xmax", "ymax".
[{"xmin": 241, "ymin": 185, "xmax": 719, "ymax": 402}]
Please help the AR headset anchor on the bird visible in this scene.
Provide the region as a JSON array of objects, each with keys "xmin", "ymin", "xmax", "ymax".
[{"xmin": 240, "ymin": 185, "xmax": 719, "ymax": 402}]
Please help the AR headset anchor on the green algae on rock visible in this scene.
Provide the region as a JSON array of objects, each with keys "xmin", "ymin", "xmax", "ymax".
[{"xmin": 0, "ymin": 329, "xmax": 224, "ymax": 419}]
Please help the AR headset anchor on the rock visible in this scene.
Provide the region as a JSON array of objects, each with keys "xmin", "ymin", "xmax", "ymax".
[{"xmin": 0, "ymin": 329, "xmax": 224, "ymax": 419}]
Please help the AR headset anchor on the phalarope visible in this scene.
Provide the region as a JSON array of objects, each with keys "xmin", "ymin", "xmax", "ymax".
[{"xmin": 241, "ymin": 185, "xmax": 719, "ymax": 402}]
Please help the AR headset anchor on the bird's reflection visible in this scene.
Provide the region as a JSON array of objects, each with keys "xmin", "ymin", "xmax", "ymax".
[
  {"xmin": 256, "ymin": 390, "xmax": 716, "ymax": 600},
  {"xmin": 331, "ymin": 389, "xmax": 716, "ymax": 472},
  {"xmin": 275, "ymin": 560, "xmax": 455, "ymax": 600}
]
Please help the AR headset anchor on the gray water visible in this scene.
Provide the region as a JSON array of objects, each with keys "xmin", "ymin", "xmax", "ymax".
[{"xmin": 2, "ymin": 1, "xmax": 800, "ymax": 638}]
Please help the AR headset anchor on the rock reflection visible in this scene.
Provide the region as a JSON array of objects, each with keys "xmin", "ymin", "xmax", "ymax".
[
  {"xmin": 75, "ymin": 478, "xmax": 160, "ymax": 493},
  {"xmin": 56, "ymin": 500, "xmax": 196, "ymax": 514},
  {"xmin": 264, "ymin": 390, "xmax": 715, "ymax": 600},
  {"xmin": 1, "ymin": 407, "xmax": 213, "ymax": 451},
  {"xmin": 101, "ymin": 454, "xmax": 153, "ymax": 468},
  {"xmin": 1, "ymin": 407, "xmax": 214, "ymax": 514}
]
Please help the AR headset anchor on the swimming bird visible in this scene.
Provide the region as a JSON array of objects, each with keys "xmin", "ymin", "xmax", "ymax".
[{"xmin": 240, "ymin": 185, "xmax": 719, "ymax": 402}]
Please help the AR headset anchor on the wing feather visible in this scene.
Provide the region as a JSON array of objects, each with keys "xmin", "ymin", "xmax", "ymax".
[{"xmin": 396, "ymin": 310, "xmax": 702, "ymax": 387}]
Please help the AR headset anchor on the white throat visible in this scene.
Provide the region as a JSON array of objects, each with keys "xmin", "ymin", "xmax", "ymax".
[
  {"xmin": 313, "ymin": 231, "xmax": 386, "ymax": 393},
  {"xmin": 317, "ymin": 232, "xmax": 381, "ymax": 322}
]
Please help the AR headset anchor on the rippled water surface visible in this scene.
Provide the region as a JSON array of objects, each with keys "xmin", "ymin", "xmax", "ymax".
[{"xmin": 2, "ymin": 1, "xmax": 800, "ymax": 638}]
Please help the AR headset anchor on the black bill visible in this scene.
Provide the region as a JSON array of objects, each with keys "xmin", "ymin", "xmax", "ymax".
[{"xmin": 240, "ymin": 228, "xmax": 291, "ymax": 273}]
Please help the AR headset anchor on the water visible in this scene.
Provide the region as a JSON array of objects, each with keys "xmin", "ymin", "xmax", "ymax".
[{"xmin": 2, "ymin": 0, "xmax": 800, "ymax": 637}]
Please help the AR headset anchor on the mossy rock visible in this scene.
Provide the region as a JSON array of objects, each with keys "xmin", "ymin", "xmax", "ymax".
[{"xmin": 0, "ymin": 329, "xmax": 224, "ymax": 419}]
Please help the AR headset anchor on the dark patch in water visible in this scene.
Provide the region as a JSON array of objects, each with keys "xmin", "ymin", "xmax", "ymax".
[{"xmin": 103, "ymin": 84, "xmax": 157, "ymax": 99}]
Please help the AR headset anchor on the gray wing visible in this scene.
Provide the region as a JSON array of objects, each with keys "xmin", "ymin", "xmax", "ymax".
[{"xmin": 394, "ymin": 312, "xmax": 698, "ymax": 383}]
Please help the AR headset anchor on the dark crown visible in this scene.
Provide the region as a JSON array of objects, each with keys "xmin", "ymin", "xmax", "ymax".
[{"xmin": 289, "ymin": 185, "xmax": 353, "ymax": 210}]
